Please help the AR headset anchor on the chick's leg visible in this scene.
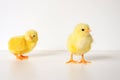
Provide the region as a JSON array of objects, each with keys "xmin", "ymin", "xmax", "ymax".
[
  {"xmin": 79, "ymin": 54, "xmax": 91, "ymax": 64},
  {"xmin": 20, "ymin": 55, "xmax": 28, "ymax": 59},
  {"xmin": 66, "ymin": 54, "xmax": 77, "ymax": 63},
  {"xmin": 15, "ymin": 54, "xmax": 28, "ymax": 60}
]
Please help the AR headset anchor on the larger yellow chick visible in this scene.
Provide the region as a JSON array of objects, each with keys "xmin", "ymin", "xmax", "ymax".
[
  {"xmin": 8, "ymin": 29, "xmax": 38, "ymax": 60},
  {"xmin": 66, "ymin": 23, "xmax": 93, "ymax": 64}
]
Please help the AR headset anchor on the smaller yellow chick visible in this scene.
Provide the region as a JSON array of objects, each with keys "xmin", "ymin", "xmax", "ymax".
[
  {"xmin": 8, "ymin": 29, "xmax": 38, "ymax": 60},
  {"xmin": 66, "ymin": 23, "xmax": 93, "ymax": 64}
]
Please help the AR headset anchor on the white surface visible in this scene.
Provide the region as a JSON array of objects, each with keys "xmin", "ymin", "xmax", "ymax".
[
  {"xmin": 0, "ymin": 51, "xmax": 120, "ymax": 80},
  {"xmin": 0, "ymin": 0, "xmax": 120, "ymax": 50}
]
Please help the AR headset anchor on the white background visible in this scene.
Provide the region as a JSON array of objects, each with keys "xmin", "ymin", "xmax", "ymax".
[
  {"xmin": 0, "ymin": 1, "xmax": 120, "ymax": 80},
  {"xmin": 0, "ymin": 0, "xmax": 120, "ymax": 51}
]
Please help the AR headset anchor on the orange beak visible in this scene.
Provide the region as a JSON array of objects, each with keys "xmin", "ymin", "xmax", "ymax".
[
  {"xmin": 29, "ymin": 35, "xmax": 33, "ymax": 39},
  {"xmin": 86, "ymin": 29, "xmax": 91, "ymax": 32}
]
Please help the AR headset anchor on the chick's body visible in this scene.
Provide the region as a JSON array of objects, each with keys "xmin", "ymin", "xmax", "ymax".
[
  {"xmin": 67, "ymin": 23, "xmax": 93, "ymax": 64},
  {"xmin": 8, "ymin": 30, "xmax": 38, "ymax": 60},
  {"xmin": 67, "ymin": 32, "xmax": 93, "ymax": 55},
  {"xmin": 9, "ymin": 36, "xmax": 36, "ymax": 54}
]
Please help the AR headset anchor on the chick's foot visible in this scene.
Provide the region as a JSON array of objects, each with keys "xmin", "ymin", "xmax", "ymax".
[
  {"xmin": 16, "ymin": 55, "xmax": 28, "ymax": 60},
  {"xmin": 66, "ymin": 59, "xmax": 78, "ymax": 64}
]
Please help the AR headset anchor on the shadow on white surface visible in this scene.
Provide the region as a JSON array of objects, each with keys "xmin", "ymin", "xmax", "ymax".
[
  {"xmin": 30, "ymin": 50, "xmax": 64, "ymax": 58},
  {"xmin": 87, "ymin": 51, "xmax": 120, "ymax": 61},
  {"xmin": 88, "ymin": 54, "xmax": 112, "ymax": 61}
]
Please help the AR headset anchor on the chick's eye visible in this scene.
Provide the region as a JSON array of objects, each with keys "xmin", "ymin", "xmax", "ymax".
[
  {"xmin": 81, "ymin": 29, "xmax": 85, "ymax": 31},
  {"xmin": 33, "ymin": 35, "xmax": 36, "ymax": 37}
]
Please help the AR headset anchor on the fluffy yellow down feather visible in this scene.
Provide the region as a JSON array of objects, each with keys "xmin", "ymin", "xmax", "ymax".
[
  {"xmin": 66, "ymin": 23, "xmax": 93, "ymax": 64},
  {"xmin": 8, "ymin": 29, "xmax": 38, "ymax": 60}
]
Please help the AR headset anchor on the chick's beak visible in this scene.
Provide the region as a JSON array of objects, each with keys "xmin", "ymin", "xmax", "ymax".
[
  {"xmin": 86, "ymin": 29, "xmax": 91, "ymax": 32},
  {"xmin": 29, "ymin": 35, "xmax": 33, "ymax": 39}
]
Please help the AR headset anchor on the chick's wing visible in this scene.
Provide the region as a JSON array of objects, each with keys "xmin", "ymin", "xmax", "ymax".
[{"xmin": 9, "ymin": 36, "xmax": 27, "ymax": 52}]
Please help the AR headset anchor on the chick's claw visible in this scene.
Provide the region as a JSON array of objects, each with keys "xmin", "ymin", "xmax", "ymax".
[
  {"xmin": 16, "ymin": 55, "xmax": 28, "ymax": 60},
  {"xmin": 66, "ymin": 60, "xmax": 78, "ymax": 64},
  {"xmin": 79, "ymin": 59, "xmax": 91, "ymax": 64}
]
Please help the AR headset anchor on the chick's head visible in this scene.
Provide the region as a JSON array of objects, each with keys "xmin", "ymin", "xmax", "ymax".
[
  {"xmin": 74, "ymin": 23, "xmax": 91, "ymax": 35},
  {"xmin": 25, "ymin": 29, "xmax": 38, "ymax": 42}
]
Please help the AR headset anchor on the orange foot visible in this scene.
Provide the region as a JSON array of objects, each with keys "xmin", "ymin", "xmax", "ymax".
[
  {"xmin": 79, "ymin": 59, "xmax": 91, "ymax": 64},
  {"xmin": 78, "ymin": 54, "xmax": 91, "ymax": 64},
  {"xmin": 16, "ymin": 55, "xmax": 29, "ymax": 60},
  {"xmin": 66, "ymin": 59, "xmax": 78, "ymax": 64}
]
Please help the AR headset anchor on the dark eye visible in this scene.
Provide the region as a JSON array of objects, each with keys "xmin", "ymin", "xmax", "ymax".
[
  {"xmin": 33, "ymin": 35, "xmax": 35, "ymax": 37},
  {"xmin": 81, "ymin": 29, "xmax": 85, "ymax": 31}
]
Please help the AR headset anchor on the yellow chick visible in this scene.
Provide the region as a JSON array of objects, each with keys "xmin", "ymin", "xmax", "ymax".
[
  {"xmin": 8, "ymin": 29, "xmax": 38, "ymax": 60},
  {"xmin": 66, "ymin": 23, "xmax": 93, "ymax": 64}
]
